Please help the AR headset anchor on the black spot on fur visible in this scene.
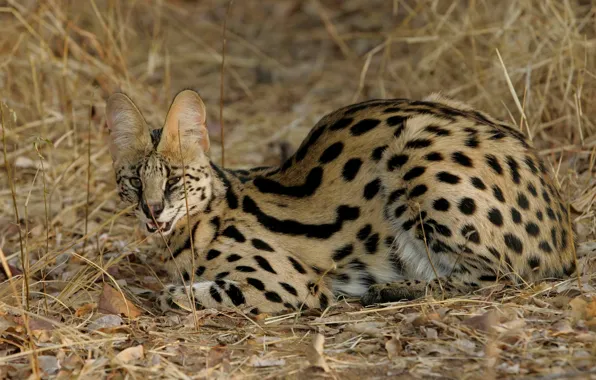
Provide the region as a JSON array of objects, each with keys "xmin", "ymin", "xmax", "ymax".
[
  {"xmin": 254, "ymin": 255, "xmax": 277, "ymax": 274},
  {"xmin": 527, "ymin": 183, "xmax": 538, "ymax": 197},
  {"xmin": 525, "ymin": 222, "xmax": 540, "ymax": 237},
  {"xmin": 319, "ymin": 293, "xmax": 329, "ymax": 309},
  {"xmin": 424, "ymin": 152, "xmax": 443, "ymax": 161},
  {"xmin": 365, "ymin": 233, "xmax": 379, "ymax": 254},
  {"xmin": 371, "ymin": 146, "xmax": 388, "ymax": 162},
  {"xmin": 539, "ymin": 241, "xmax": 553, "ymax": 253},
  {"xmin": 363, "ymin": 178, "xmax": 381, "ymax": 200},
  {"xmin": 251, "ymin": 238, "xmax": 275, "ymax": 252},
  {"xmin": 433, "ymin": 198, "xmax": 450, "ymax": 211},
  {"xmin": 388, "ymin": 189, "xmax": 406, "ymax": 204},
  {"xmin": 264, "ymin": 291, "xmax": 283, "ymax": 303},
  {"xmin": 546, "ymin": 207, "xmax": 556, "ymax": 221},
  {"xmin": 357, "ymin": 225, "xmax": 372, "ymax": 241},
  {"xmin": 226, "ymin": 254, "xmax": 242, "ymax": 262},
  {"xmin": 425, "ymin": 125, "xmax": 450, "ymax": 136},
  {"xmin": 437, "ymin": 171, "xmax": 460, "ymax": 184},
  {"xmin": 196, "ymin": 266, "xmax": 206, "ymax": 277},
  {"xmin": 247, "ymin": 277, "xmax": 265, "ymax": 291},
  {"xmin": 403, "ymin": 166, "xmax": 426, "ymax": 181},
  {"xmin": 328, "ymin": 118, "xmax": 353, "ymax": 131},
  {"xmin": 296, "ymin": 125, "xmax": 326, "ymax": 161},
  {"xmin": 493, "ymin": 185, "xmax": 505, "ymax": 202},
  {"xmin": 236, "ymin": 266, "xmax": 257, "ymax": 272},
  {"xmin": 206, "ymin": 249, "xmax": 222, "ymax": 260},
  {"xmin": 225, "ymin": 283, "xmax": 246, "ymax": 306},
  {"xmin": 461, "ymin": 224, "xmax": 480, "ymax": 244},
  {"xmin": 517, "ymin": 193, "xmax": 530, "ymax": 210},
  {"xmin": 209, "ymin": 285, "xmax": 223, "ymax": 303},
  {"xmin": 288, "ymin": 256, "xmax": 307, "ymax": 274},
  {"xmin": 524, "ymin": 156, "xmax": 538, "ymax": 174},
  {"xmin": 394, "ymin": 205, "xmax": 407, "ymax": 219},
  {"xmin": 254, "ymin": 167, "xmax": 323, "ymax": 198},
  {"xmin": 560, "ymin": 229, "xmax": 568, "ymax": 250},
  {"xmin": 405, "ymin": 139, "xmax": 432, "ymax": 149},
  {"xmin": 222, "ymin": 225, "xmax": 246, "ymax": 243},
  {"xmin": 528, "ymin": 256, "xmax": 541, "ymax": 270},
  {"xmin": 504, "ymin": 233, "xmax": 524, "ymax": 254},
  {"xmin": 542, "ymin": 189, "xmax": 551, "ymax": 204},
  {"xmin": 409, "ymin": 184, "xmax": 428, "ymax": 197},
  {"xmin": 434, "ymin": 222, "xmax": 452, "ymax": 237},
  {"xmin": 471, "ymin": 177, "xmax": 486, "ymax": 190},
  {"xmin": 487, "ymin": 247, "xmax": 501, "ymax": 260},
  {"xmin": 333, "ymin": 244, "xmax": 354, "ymax": 261},
  {"xmin": 211, "ymin": 163, "xmax": 238, "ymax": 209},
  {"xmin": 465, "ymin": 135, "xmax": 480, "ymax": 148},
  {"xmin": 342, "ymin": 158, "xmax": 362, "ymax": 181},
  {"xmin": 488, "ymin": 208, "xmax": 503, "ymax": 226},
  {"xmin": 511, "ymin": 207, "xmax": 522, "ymax": 224},
  {"xmin": 485, "ymin": 154, "xmax": 503, "ymax": 175},
  {"xmin": 351, "ymin": 119, "xmax": 381, "ymax": 136},
  {"xmin": 243, "ymin": 196, "xmax": 359, "ymax": 239},
  {"xmin": 506, "ymin": 156, "xmax": 521, "ymax": 184},
  {"xmin": 279, "ymin": 282, "xmax": 298, "ymax": 296},
  {"xmin": 459, "ymin": 198, "xmax": 476, "ymax": 215},
  {"xmin": 307, "ymin": 281, "xmax": 319, "ymax": 295},
  {"xmin": 319, "ymin": 142, "xmax": 344, "ymax": 164},
  {"xmin": 452, "ymin": 151, "xmax": 473, "ymax": 167},
  {"xmin": 387, "ymin": 154, "xmax": 409, "ymax": 171},
  {"xmin": 386, "ymin": 115, "xmax": 406, "ymax": 127}
]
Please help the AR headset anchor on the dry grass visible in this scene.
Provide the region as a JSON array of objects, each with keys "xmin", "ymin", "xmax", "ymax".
[{"xmin": 0, "ymin": 0, "xmax": 595, "ymax": 378}]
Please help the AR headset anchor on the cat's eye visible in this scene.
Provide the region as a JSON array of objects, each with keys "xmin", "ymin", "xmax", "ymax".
[
  {"xmin": 129, "ymin": 177, "xmax": 142, "ymax": 189},
  {"xmin": 167, "ymin": 176, "xmax": 181, "ymax": 187}
]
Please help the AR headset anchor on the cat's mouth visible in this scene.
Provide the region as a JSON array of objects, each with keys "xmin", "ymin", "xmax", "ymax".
[{"xmin": 146, "ymin": 220, "xmax": 173, "ymax": 234}]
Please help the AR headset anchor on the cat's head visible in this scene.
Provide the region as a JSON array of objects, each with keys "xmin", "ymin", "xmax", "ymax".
[{"xmin": 106, "ymin": 90, "xmax": 214, "ymax": 235}]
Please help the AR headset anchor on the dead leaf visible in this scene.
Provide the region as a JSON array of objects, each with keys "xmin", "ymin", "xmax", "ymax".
[
  {"xmin": 585, "ymin": 299, "xmax": 596, "ymax": 320},
  {"xmin": 425, "ymin": 327, "xmax": 438, "ymax": 339},
  {"xmin": 97, "ymin": 284, "xmax": 141, "ymax": 318},
  {"xmin": 385, "ymin": 336, "xmax": 402, "ymax": 359},
  {"xmin": 206, "ymin": 345, "xmax": 228, "ymax": 368},
  {"xmin": 345, "ymin": 321, "xmax": 386, "ymax": 337},
  {"xmin": 37, "ymin": 355, "xmax": 59, "ymax": 376},
  {"xmin": 88, "ymin": 314, "xmax": 123, "ymax": 331},
  {"xmin": 0, "ymin": 315, "xmax": 16, "ymax": 332},
  {"xmin": 114, "ymin": 345, "xmax": 144, "ymax": 363},
  {"xmin": 249, "ymin": 355, "xmax": 286, "ymax": 367},
  {"xmin": 13, "ymin": 315, "xmax": 58, "ymax": 332},
  {"xmin": 75, "ymin": 303, "xmax": 96, "ymax": 318},
  {"xmin": 552, "ymin": 319, "xmax": 574, "ymax": 336},
  {"xmin": 462, "ymin": 311, "xmax": 498, "ymax": 332},
  {"xmin": 569, "ymin": 297, "xmax": 588, "ymax": 322},
  {"xmin": 306, "ymin": 333, "xmax": 329, "ymax": 372}
]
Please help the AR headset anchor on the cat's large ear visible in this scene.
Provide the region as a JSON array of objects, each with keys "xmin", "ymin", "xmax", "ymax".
[
  {"xmin": 157, "ymin": 90, "xmax": 209, "ymax": 160},
  {"xmin": 106, "ymin": 93, "xmax": 152, "ymax": 164}
]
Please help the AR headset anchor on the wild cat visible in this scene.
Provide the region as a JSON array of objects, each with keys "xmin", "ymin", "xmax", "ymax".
[{"xmin": 106, "ymin": 90, "xmax": 575, "ymax": 314}]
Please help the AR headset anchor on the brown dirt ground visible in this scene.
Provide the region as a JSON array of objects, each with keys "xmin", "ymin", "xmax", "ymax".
[{"xmin": 0, "ymin": 1, "xmax": 595, "ymax": 379}]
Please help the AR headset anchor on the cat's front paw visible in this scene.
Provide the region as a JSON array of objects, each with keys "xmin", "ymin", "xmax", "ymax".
[{"xmin": 157, "ymin": 284, "xmax": 202, "ymax": 313}]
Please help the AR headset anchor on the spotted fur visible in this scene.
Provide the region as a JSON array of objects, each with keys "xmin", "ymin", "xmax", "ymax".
[{"xmin": 107, "ymin": 90, "xmax": 575, "ymax": 314}]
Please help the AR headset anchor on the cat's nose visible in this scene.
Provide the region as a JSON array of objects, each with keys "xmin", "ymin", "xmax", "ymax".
[{"xmin": 142, "ymin": 201, "xmax": 164, "ymax": 219}]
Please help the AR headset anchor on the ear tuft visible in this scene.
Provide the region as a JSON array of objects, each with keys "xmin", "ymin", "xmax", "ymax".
[
  {"xmin": 158, "ymin": 90, "xmax": 210, "ymax": 158},
  {"xmin": 106, "ymin": 93, "xmax": 151, "ymax": 164}
]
